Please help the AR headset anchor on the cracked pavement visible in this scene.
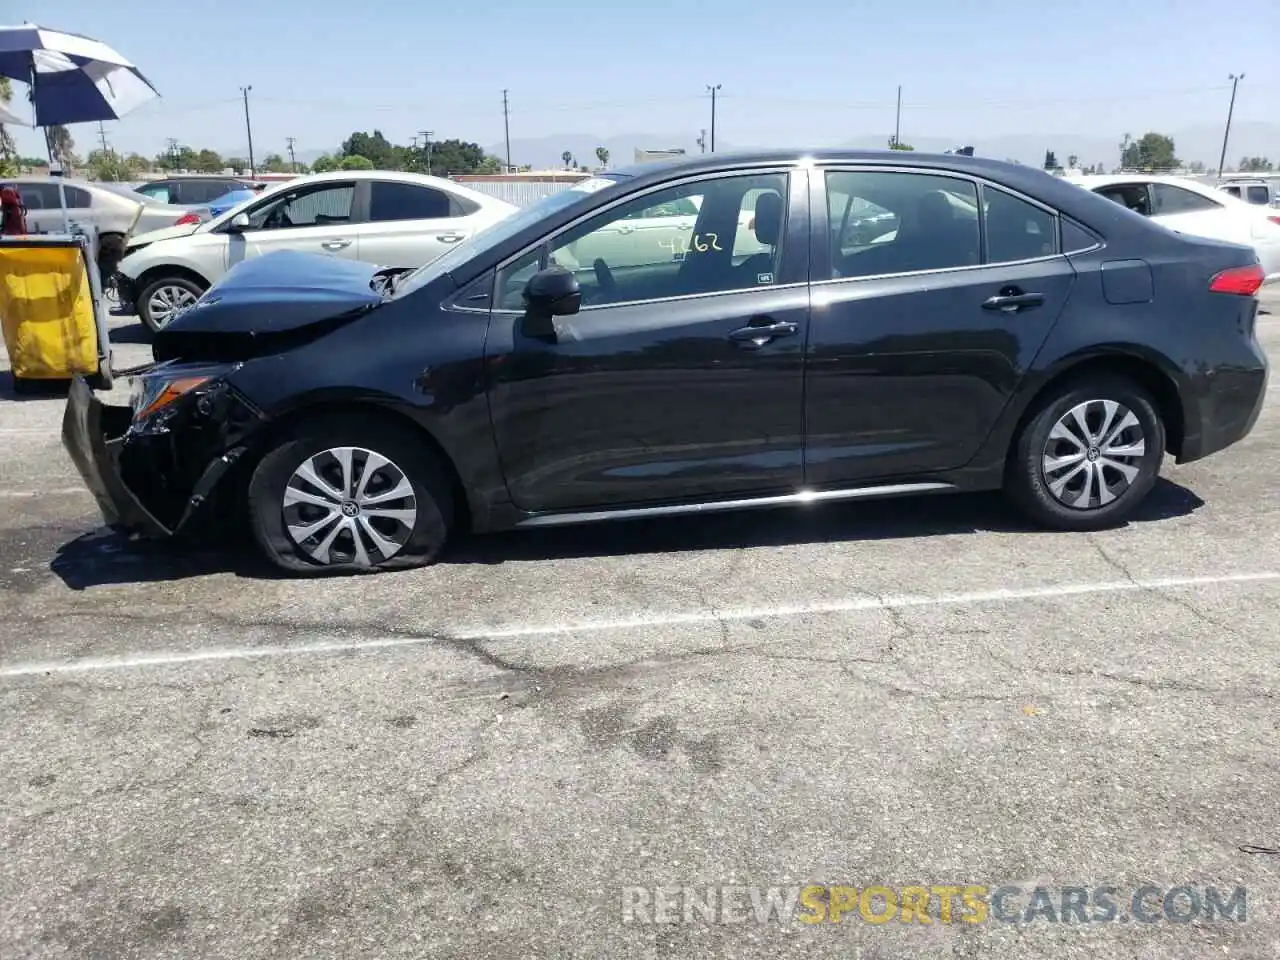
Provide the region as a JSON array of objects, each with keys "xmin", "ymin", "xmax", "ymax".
[{"xmin": 1, "ymin": 295, "xmax": 1279, "ymax": 959}]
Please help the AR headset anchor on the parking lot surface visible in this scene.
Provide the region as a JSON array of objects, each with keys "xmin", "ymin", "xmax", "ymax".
[{"xmin": 2, "ymin": 293, "xmax": 1280, "ymax": 959}]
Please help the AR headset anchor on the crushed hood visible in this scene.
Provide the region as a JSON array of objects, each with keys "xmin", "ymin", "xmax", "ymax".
[
  {"xmin": 127, "ymin": 222, "xmax": 203, "ymax": 247},
  {"xmin": 151, "ymin": 250, "xmax": 386, "ymax": 362}
]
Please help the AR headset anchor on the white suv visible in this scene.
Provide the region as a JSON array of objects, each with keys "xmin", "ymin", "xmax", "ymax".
[{"xmin": 116, "ymin": 170, "xmax": 518, "ymax": 331}]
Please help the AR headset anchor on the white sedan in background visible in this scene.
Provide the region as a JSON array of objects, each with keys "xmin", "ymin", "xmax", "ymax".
[
  {"xmin": 1066, "ymin": 174, "xmax": 1280, "ymax": 283},
  {"xmin": 116, "ymin": 170, "xmax": 518, "ymax": 331}
]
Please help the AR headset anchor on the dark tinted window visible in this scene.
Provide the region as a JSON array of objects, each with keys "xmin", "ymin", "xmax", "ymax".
[
  {"xmin": 14, "ymin": 183, "xmax": 61, "ymax": 209},
  {"xmin": 1151, "ymin": 183, "xmax": 1221, "ymax": 214},
  {"xmin": 1061, "ymin": 219, "xmax": 1099, "ymax": 253},
  {"xmin": 826, "ymin": 170, "xmax": 980, "ymax": 279},
  {"xmin": 369, "ymin": 182, "xmax": 453, "ymax": 221},
  {"xmin": 180, "ymin": 181, "xmax": 227, "ymax": 204},
  {"xmin": 1222, "ymin": 186, "xmax": 1241, "ymax": 198},
  {"xmin": 1096, "ymin": 184, "xmax": 1151, "ymax": 216},
  {"xmin": 1247, "ymin": 185, "xmax": 1271, "ymax": 204},
  {"xmin": 984, "ymin": 187, "xmax": 1057, "ymax": 262}
]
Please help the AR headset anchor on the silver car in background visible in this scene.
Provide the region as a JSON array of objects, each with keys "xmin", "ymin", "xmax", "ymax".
[{"xmin": 8, "ymin": 177, "xmax": 194, "ymax": 283}]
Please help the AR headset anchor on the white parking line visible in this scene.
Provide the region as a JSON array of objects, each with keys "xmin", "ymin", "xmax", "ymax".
[
  {"xmin": 0, "ymin": 488, "xmax": 88, "ymax": 498},
  {"xmin": 1, "ymin": 571, "xmax": 1276, "ymax": 678}
]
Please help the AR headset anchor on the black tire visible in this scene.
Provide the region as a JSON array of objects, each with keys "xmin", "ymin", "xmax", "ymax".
[
  {"xmin": 136, "ymin": 275, "xmax": 206, "ymax": 333},
  {"xmin": 1005, "ymin": 375, "xmax": 1165, "ymax": 531},
  {"xmin": 246, "ymin": 415, "xmax": 454, "ymax": 575}
]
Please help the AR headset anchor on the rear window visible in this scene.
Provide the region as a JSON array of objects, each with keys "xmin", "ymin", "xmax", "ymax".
[{"xmin": 1247, "ymin": 186, "xmax": 1270, "ymax": 204}]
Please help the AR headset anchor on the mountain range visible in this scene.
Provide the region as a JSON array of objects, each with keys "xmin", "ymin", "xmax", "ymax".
[{"xmin": 213, "ymin": 122, "xmax": 1279, "ymax": 174}]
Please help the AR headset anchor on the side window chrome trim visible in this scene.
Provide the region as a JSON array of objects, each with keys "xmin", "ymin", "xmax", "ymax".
[{"xmin": 810, "ymin": 255, "xmax": 1067, "ymax": 288}]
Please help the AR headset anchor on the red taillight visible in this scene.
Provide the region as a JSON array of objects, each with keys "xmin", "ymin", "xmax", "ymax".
[
  {"xmin": 1268, "ymin": 215, "xmax": 1280, "ymax": 227},
  {"xmin": 174, "ymin": 212, "xmax": 200, "ymax": 226},
  {"xmin": 1208, "ymin": 263, "xmax": 1265, "ymax": 297}
]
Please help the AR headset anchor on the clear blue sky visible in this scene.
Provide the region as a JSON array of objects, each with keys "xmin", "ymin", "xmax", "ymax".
[{"xmin": 5, "ymin": 0, "xmax": 1275, "ymax": 162}]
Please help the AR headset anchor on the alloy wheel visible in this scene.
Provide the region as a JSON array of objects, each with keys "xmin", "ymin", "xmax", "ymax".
[
  {"xmin": 146, "ymin": 284, "xmax": 199, "ymax": 327},
  {"xmin": 1041, "ymin": 399, "xmax": 1146, "ymax": 510},
  {"xmin": 282, "ymin": 446, "xmax": 418, "ymax": 567}
]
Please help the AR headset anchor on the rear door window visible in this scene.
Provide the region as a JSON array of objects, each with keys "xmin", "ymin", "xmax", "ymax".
[
  {"xmin": 368, "ymin": 181, "xmax": 454, "ymax": 221},
  {"xmin": 1150, "ymin": 183, "xmax": 1222, "ymax": 214},
  {"xmin": 824, "ymin": 170, "xmax": 980, "ymax": 279},
  {"xmin": 1247, "ymin": 185, "xmax": 1271, "ymax": 205}
]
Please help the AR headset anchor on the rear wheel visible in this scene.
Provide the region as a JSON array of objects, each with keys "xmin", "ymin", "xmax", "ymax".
[
  {"xmin": 137, "ymin": 275, "xmax": 206, "ymax": 332},
  {"xmin": 246, "ymin": 417, "xmax": 454, "ymax": 575},
  {"xmin": 1005, "ymin": 375, "xmax": 1165, "ymax": 531}
]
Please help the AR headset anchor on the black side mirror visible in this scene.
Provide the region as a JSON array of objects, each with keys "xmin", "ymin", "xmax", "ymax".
[{"xmin": 520, "ymin": 265, "xmax": 580, "ymax": 339}]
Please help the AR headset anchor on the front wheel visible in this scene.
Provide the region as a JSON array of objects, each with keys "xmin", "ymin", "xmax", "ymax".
[
  {"xmin": 1005, "ymin": 375, "xmax": 1165, "ymax": 531},
  {"xmin": 246, "ymin": 417, "xmax": 454, "ymax": 575},
  {"xmin": 137, "ymin": 275, "xmax": 206, "ymax": 333}
]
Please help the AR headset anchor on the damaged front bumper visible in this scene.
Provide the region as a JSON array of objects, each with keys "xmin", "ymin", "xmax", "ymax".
[{"xmin": 61, "ymin": 374, "xmax": 264, "ymax": 539}]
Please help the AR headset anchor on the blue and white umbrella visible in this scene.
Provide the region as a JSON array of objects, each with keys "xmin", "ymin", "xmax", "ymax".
[
  {"xmin": 0, "ymin": 24, "xmax": 159, "ymax": 126},
  {"xmin": 0, "ymin": 24, "xmax": 159, "ymax": 232}
]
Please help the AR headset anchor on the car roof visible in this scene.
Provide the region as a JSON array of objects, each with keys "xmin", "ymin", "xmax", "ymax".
[{"xmin": 252, "ymin": 169, "xmax": 514, "ymax": 208}]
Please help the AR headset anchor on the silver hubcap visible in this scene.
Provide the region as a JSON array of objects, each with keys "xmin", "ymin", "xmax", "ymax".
[
  {"xmin": 146, "ymin": 284, "xmax": 199, "ymax": 326},
  {"xmin": 282, "ymin": 447, "xmax": 417, "ymax": 567},
  {"xmin": 1042, "ymin": 399, "xmax": 1146, "ymax": 510}
]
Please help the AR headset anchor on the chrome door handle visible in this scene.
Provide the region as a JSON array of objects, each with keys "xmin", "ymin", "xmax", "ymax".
[
  {"xmin": 321, "ymin": 239, "xmax": 351, "ymax": 250},
  {"xmin": 437, "ymin": 234, "xmax": 465, "ymax": 243},
  {"xmin": 728, "ymin": 318, "xmax": 799, "ymax": 349}
]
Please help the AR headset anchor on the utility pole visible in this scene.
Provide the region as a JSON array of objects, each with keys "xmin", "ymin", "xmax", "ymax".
[
  {"xmin": 165, "ymin": 137, "xmax": 180, "ymax": 172},
  {"xmin": 892, "ymin": 85, "xmax": 902, "ymax": 147},
  {"xmin": 419, "ymin": 130, "xmax": 434, "ymax": 175},
  {"xmin": 286, "ymin": 136, "xmax": 297, "ymax": 172},
  {"xmin": 240, "ymin": 85, "xmax": 256, "ymax": 178},
  {"xmin": 96, "ymin": 121, "xmax": 110, "ymax": 156},
  {"xmin": 502, "ymin": 89, "xmax": 511, "ymax": 172},
  {"xmin": 1217, "ymin": 73, "xmax": 1244, "ymax": 176},
  {"xmin": 706, "ymin": 84, "xmax": 721, "ymax": 152}
]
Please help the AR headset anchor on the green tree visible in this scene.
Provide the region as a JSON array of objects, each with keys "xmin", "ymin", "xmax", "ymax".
[
  {"xmin": 561, "ymin": 150, "xmax": 572, "ymax": 168},
  {"xmin": 224, "ymin": 156, "xmax": 247, "ymax": 174},
  {"xmin": 341, "ymin": 130, "xmax": 396, "ymax": 168},
  {"xmin": 1239, "ymin": 156, "xmax": 1274, "ymax": 172},
  {"xmin": 125, "ymin": 153, "xmax": 152, "ymax": 173},
  {"xmin": 193, "ymin": 148, "xmax": 224, "ymax": 173},
  {"xmin": 310, "ymin": 154, "xmax": 337, "ymax": 173},
  {"xmin": 595, "ymin": 146, "xmax": 609, "ymax": 169},
  {"xmin": 1186, "ymin": 160, "xmax": 1207, "ymax": 175},
  {"xmin": 427, "ymin": 139, "xmax": 498, "ymax": 175},
  {"xmin": 1122, "ymin": 132, "xmax": 1177, "ymax": 171},
  {"xmin": 84, "ymin": 149, "xmax": 132, "ymax": 181},
  {"xmin": 340, "ymin": 154, "xmax": 374, "ymax": 170},
  {"xmin": 888, "ymin": 139, "xmax": 914, "ymax": 151},
  {"xmin": 262, "ymin": 153, "xmax": 289, "ymax": 173},
  {"xmin": 1067, "ymin": 154, "xmax": 1079, "ymax": 169}
]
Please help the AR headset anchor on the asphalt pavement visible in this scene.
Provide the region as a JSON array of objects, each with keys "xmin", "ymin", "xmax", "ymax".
[{"xmin": 1, "ymin": 292, "xmax": 1279, "ymax": 959}]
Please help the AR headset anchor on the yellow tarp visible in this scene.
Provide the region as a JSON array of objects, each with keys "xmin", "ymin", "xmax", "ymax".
[{"xmin": 0, "ymin": 244, "xmax": 99, "ymax": 379}]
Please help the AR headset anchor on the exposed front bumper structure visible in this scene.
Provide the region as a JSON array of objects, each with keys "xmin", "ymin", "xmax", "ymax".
[{"xmin": 61, "ymin": 375, "xmax": 261, "ymax": 539}]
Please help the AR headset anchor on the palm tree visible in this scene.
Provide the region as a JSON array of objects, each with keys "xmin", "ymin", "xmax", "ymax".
[
  {"xmin": 561, "ymin": 150, "xmax": 572, "ymax": 169},
  {"xmin": 595, "ymin": 146, "xmax": 609, "ymax": 169}
]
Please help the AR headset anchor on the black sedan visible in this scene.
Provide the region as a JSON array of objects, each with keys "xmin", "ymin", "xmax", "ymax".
[{"xmin": 63, "ymin": 149, "xmax": 1270, "ymax": 575}]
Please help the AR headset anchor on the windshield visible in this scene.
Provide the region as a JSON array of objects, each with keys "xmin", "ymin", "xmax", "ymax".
[{"xmin": 389, "ymin": 174, "xmax": 630, "ymax": 299}]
